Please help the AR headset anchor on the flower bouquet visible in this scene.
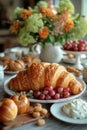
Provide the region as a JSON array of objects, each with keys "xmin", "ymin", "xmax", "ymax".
[{"xmin": 10, "ymin": 0, "xmax": 87, "ymax": 47}]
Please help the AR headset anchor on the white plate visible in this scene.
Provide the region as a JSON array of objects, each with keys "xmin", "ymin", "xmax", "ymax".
[
  {"xmin": 62, "ymin": 57, "xmax": 87, "ymax": 65},
  {"xmin": 63, "ymin": 50, "xmax": 87, "ymax": 55},
  {"xmin": 62, "ymin": 57, "xmax": 75, "ymax": 64},
  {"xmin": 5, "ymin": 47, "xmax": 29, "ymax": 54},
  {"xmin": 50, "ymin": 101, "xmax": 87, "ymax": 124},
  {"xmin": 4, "ymin": 76, "xmax": 86, "ymax": 103},
  {"xmin": 4, "ymin": 71, "xmax": 19, "ymax": 75},
  {"xmin": 62, "ymin": 53, "xmax": 87, "ymax": 64}
]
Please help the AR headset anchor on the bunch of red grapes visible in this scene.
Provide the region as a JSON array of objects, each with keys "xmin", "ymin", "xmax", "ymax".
[
  {"xmin": 33, "ymin": 86, "xmax": 71, "ymax": 100},
  {"xmin": 63, "ymin": 40, "xmax": 87, "ymax": 51}
]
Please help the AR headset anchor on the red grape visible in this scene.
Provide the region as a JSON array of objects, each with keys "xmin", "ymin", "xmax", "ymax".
[
  {"xmin": 42, "ymin": 90, "xmax": 49, "ymax": 95},
  {"xmin": 63, "ymin": 87, "xmax": 70, "ymax": 92},
  {"xmin": 49, "ymin": 90, "xmax": 55, "ymax": 97},
  {"xmin": 78, "ymin": 41, "xmax": 85, "ymax": 51},
  {"xmin": 39, "ymin": 94, "xmax": 45, "ymax": 100},
  {"xmin": 71, "ymin": 41, "xmax": 78, "ymax": 51},
  {"xmin": 57, "ymin": 87, "xmax": 64, "ymax": 93},
  {"xmin": 33, "ymin": 85, "xmax": 72, "ymax": 100},
  {"xmin": 45, "ymin": 95, "xmax": 51, "ymax": 100},
  {"xmin": 63, "ymin": 92, "xmax": 70, "ymax": 98},
  {"xmin": 78, "ymin": 40, "xmax": 85, "ymax": 45},
  {"xmin": 34, "ymin": 91, "xmax": 41, "ymax": 98},
  {"xmin": 60, "ymin": 93, "xmax": 64, "ymax": 98},
  {"xmin": 44, "ymin": 86, "xmax": 53, "ymax": 91},
  {"xmin": 63, "ymin": 41, "xmax": 72, "ymax": 50},
  {"xmin": 53, "ymin": 93, "xmax": 60, "ymax": 99},
  {"xmin": 63, "ymin": 40, "xmax": 87, "ymax": 52}
]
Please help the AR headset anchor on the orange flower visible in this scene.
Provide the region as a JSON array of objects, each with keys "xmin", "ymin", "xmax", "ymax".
[
  {"xmin": 57, "ymin": 9, "xmax": 70, "ymax": 23},
  {"xmin": 39, "ymin": 7, "xmax": 57, "ymax": 20},
  {"xmin": 38, "ymin": 26, "xmax": 49, "ymax": 39},
  {"xmin": 57, "ymin": 9, "xmax": 74, "ymax": 33},
  {"xmin": 64, "ymin": 18, "xmax": 74, "ymax": 32},
  {"xmin": 10, "ymin": 21, "xmax": 20, "ymax": 33},
  {"xmin": 21, "ymin": 9, "xmax": 32, "ymax": 21}
]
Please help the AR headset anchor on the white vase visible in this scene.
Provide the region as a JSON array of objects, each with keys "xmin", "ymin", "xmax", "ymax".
[{"xmin": 39, "ymin": 43, "xmax": 64, "ymax": 63}]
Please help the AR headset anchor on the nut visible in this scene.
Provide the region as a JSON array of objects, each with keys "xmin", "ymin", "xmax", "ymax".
[{"xmin": 36, "ymin": 119, "xmax": 46, "ymax": 126}]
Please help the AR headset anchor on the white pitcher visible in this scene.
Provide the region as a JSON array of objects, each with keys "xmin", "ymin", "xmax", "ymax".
[{"xmin": 32, "ymin": 43, "xmax": 64, "ymax": 63}]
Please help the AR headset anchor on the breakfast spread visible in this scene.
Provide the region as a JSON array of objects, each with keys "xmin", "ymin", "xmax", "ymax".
[
  {"xmin": 1, "ymin": 0, "xmax": 87, "ymax": 129},
  {"xmin": 0, "ymin": 56, "xmax": 86, "ymax": 129},
  {"xmin": 62, "ymin": 99, "xmax": 87, "ymax": 119}
]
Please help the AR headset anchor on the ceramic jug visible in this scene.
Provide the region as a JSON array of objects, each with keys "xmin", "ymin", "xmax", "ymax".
[{"xmin": 32, "ymin": 43, "xmax": 64, "ymax": 63}]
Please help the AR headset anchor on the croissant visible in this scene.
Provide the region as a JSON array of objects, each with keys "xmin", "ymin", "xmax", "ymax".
[
  {"xmin": 0, "ymin": 55, "xmax": 11, "ymax": 62},
  {"xmin": 21, "ymin": 55, "xmax": 40, "ymax": 67},
  {"xmin": 0, "ymin": 56, "xmax": 25, "ymax": 71},
  {"xmin": 0, "ymin": 55, "xmax": 12, "ymax": 66},
  {"xmin": 6, "ymin": 60, "xmax": 25, "ymax": 71},
  {"xmin": 8, "ymin": 62, "xmax": 83, "ymax": 95}
]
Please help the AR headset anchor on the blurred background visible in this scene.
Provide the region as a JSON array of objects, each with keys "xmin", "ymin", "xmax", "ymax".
[{"xmin": 0, "ymin": 0, "xmax": 87, "ymax": 52}]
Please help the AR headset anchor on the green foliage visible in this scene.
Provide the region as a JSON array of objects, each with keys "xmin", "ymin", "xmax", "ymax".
[
  {"xmin": 69, "ymin": 17, "xmax": 87, "ymax": 40},
  {"xmin": 57, "ymin": 0, "xmax": 75, "ymax": 14},
  {"xmin": 18, "ymin": 28, "xmax": 36, "ymax": 45},
  {"xmin": 36, "ymin": 1, "xmax": 48, "ymax": 7},
  {"xmin": 12, "ymin": 7, "xmax": 23, "ymax": 20},
  {"xmin": 26, "ymin": 14, "xmax": 44, "ymax": 33}
]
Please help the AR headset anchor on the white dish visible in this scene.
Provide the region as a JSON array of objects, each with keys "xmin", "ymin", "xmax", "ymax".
[
  {"xmin": 50, "ymin": 101, "xmax": 87, "ymax": 124},
  {"xmin": 62, "ymin": 57, "xmax": 75, "ymax": 64},
  {"xmin": 62, "ymin": 52, "xmax": 87, "ymax": 64},
  {"xmin": 4, "ymin": 76, "xmax": 86, "ymax": 103},
  {"xmin": 63, "ymin": 50, "xmax": 87, "ymax": 55},
  {"xmin": 5, "ymin": 47, "xmax": 29, "ymax": 59},
  {"xmin": 62, "ymin": 50, "xmax": 87, "ymax": 70},
  {"xmin": 62, "ymin": 57, "xmax": 87, "ymax": 65},
  {"xmin": 5, "ymin": 47, "xmax": 29, "ymax": 54},
  {"xmin": 4, "ymin": 71, "xmax": 19, "ymax": 75}
]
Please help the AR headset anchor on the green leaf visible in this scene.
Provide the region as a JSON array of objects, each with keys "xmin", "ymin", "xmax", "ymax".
[{"xmin": 48, "ymin": 35, "xmax": 55, "ymax": 44}]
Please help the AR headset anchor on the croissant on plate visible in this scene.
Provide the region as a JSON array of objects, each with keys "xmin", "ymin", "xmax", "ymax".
[
  {"xmin": 8, "ymin": 62, "xmax": 83, "ymax": 95},
  {"xmin": 5, "ymin": 60, "xmax": 25, "ymax": 71},
  {"xmin": 0, "ymin": 56, "xmax": 25, "ymax": 71}
]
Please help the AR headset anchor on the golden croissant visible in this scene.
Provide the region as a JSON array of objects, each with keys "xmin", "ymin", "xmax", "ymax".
[{"xmin": 8, "ymin": 62, "xmax": 83, "ymax": 95}]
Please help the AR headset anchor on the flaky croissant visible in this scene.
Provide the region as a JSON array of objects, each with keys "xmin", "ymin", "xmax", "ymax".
[
  {"xmin": 0, "ymin": 56, "xmax": 25, "ymax": 71},
  {"xmin": 8, "ymin": 62, "xmax": 83, "ymax": 95},
  {"xmin": 0, "ymin": 55, "xmax": 12, "ymax": 66},
  {"xmin": 21, "ymin": 55, "xmax": 40, "ymax": 67},
  {"xmin": 6, "ymin": 60, "xmax": 25, "ymax": 71}
]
